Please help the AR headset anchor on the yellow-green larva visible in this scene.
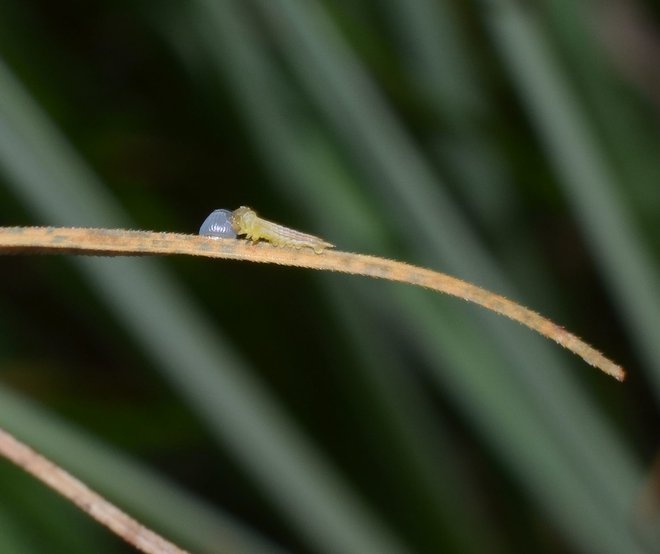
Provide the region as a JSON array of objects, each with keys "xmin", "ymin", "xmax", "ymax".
[{"xmin": 229, "ymin": 206, "xmax": 334, "ymax": 254}]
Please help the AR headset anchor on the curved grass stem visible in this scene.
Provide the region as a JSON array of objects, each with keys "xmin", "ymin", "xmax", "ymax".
[{"xmin": 0, "ymin": 226, "xmax": 624, "ymax": 381}]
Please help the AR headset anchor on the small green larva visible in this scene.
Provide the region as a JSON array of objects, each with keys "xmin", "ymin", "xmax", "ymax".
[{"xmin": 229, "ymin": 206, "xmax": 334, "ymax": 254}]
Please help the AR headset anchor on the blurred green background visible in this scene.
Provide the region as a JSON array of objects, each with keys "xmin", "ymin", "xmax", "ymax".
[{"xmin": 0, "ymin": 1, "xmax": 659, "ymax": 553}]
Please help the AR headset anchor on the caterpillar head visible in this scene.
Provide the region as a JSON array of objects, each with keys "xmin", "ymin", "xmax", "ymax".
[{"xmin": 230, "ymin": 206, "xmax": 257, "ymax": 235}]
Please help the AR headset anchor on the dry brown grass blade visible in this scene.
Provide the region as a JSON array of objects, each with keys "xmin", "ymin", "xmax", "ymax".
[
  {"xmin": 0, "ymin": 425, "xmax": 190, "ymax": 554},
  {"xmin": 0, "ymin": 225, "xmax": 624, "ymax": 380}
]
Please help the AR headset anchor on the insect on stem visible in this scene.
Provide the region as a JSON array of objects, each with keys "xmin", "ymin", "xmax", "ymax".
[{"xmin": 228, "ymin": 206, "xmax": 334, "ymax": 254}]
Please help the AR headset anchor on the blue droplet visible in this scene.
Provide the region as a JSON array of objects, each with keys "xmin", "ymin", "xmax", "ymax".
[{"xmin": 199, "ymin": 209, "xmax": 237, "ymax": 238}]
